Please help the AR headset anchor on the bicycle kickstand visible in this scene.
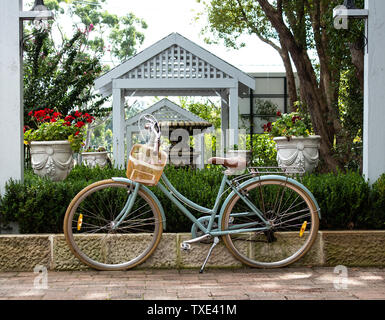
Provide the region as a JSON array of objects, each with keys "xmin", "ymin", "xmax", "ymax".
[{"xmin": 199, "ymin": 237, "xmax": 219, "ymax": 274}]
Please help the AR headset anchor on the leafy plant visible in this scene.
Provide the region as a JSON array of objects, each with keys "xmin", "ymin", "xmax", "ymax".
[
  {"xmin": 255, "ymin": 99, "xmax": 279, "ymax": 121},
  {"xmin": 246, "ymin": 134, "xmax": 277, "ymax": 167},
  {"xmin": 24, "ymin": 109, "xmax": 95, "ymax": 152},
  {"xmin": 83, "ymin": 146, "xmax": 107, "ymax": 153},
  {"xmin": 267, "ymin": 112, "xmax": 311, "ymax": 139},
  {"xmin": 23, "ymin": 29, "xmax": 108, "ymax": 128}
]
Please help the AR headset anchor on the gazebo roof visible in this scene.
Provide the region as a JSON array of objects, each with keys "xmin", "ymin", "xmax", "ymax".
[
  {"xmin": 95, "ymin": 32, "xmax": 255, "ymax": 97},
  {"xmin": 126, "ymin": 98, "xmax": 212, "ymax": 132}
]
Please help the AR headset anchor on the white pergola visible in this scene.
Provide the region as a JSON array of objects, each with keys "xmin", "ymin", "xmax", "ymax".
[
  {"xmin": 94, "ymin": 32, "xmax": 255, "ymax": 168},
  {"xmin": 126, "ymin": 98, "xmax": 213, "ymax": 169}
]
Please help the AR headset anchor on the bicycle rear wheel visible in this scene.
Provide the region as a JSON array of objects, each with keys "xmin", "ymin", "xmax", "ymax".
[
  {"xmin": 221, "ymin": 178, "xmax": 319, "ymax": 268},
  {"xmin": 63, "ymin": 179, "xmax": 163, "ymax": 270}
]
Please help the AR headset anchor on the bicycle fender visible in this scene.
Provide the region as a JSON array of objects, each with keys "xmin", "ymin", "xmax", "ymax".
[
  {"xmin": 218, "ymin": 175, "xmax": 321, "ymax": 230},
  {"xmin": 111, "ymin": 177, "xmax": 166, "ymax": 230}
]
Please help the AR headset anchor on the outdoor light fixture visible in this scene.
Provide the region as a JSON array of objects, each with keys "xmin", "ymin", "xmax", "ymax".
[
  {"xmin": 20, "ymin": 0, "xmax": 54, "ymax": 49},
  {"xmin": 343, "ymin": 0, "xmax": 357, "ymax": 9},
  {"xmin": 334, "ymin": 0, "xmax": 368, "ymax": 19},
  {"xmin": 31, "ymin": 0, "xmax": 47, "ymax": 11}
]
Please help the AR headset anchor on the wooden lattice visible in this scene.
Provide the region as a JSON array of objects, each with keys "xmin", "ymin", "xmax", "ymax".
[{"xmin": 124, "ymin": 45, "xmax": 232, "ymax": 80}]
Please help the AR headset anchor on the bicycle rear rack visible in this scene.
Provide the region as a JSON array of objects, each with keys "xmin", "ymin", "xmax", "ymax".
[{"xmin": 229, "ymin": 166, "xmax": 306, "ymax": 187}]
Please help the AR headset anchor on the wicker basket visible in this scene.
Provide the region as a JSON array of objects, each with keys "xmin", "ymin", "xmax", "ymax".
[{"xmin": 126, "ymin": 144, "xmax": 167, "ymax": 186}]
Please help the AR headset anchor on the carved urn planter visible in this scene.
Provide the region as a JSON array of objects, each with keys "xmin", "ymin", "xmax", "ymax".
[
  {"xmin": 30, "ymin": 141, "xmax": 74, "ymax": 181},
  {"xmin": 81, "ymin": 151, "xmax": 109, "ymax": 168},
  {"xmin": 273, "ymin": 136, "xmax": 321, "ymax": 173}
]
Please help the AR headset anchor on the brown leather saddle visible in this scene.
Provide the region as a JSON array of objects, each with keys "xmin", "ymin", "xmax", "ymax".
[{"xmin": 208, "ymin": 156, "xmax": 247, "ymax": 172}]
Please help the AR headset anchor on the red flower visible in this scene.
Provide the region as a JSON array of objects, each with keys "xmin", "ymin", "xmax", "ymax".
[
  {"xmin": 86, "ymin": 117, "xmax": 93, "ymax": 123},
  {"xmin": 28, "ymin": 111, "xmax": 33, "ymax": 116},
  {"xmin": 64, "ymin": 115, "xmax": 75, "ymax": 122},
  {"xmin": 75, "ymin": 121, "xmax": 85, "ymax": 128},
  {"xmin": 64, "ymin": 121, "xmax": 71, "ymax": 126},
  {"xmin": 74, "ymin": 111, "xmax": 82, "ymax": 118},
  {"xmin": 53, "ymin": 112, "xmax": 61, "ymax": 118},
  {"xmin": 75, "ymin": 131, "xmax": 80, "ymax": 136},
  {"xmin": 50, "ymin": 118, "xmax": 57, "ymax": 123},
  {"xmin": 277, "ymin": 111, "xmax": 282, "ymax": 117}
]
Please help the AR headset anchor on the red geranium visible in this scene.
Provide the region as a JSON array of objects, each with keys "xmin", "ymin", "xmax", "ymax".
[
  {"xmin": 64, "ymin": 115, "xmax": 75, "ymax": 122},
  {"xmin": 74, "ymin": 110, "xmax": 82, "ymax": 118},
  {"xmin": 75, "ymin": 121, "xmax": 85, "ymax": 128}
]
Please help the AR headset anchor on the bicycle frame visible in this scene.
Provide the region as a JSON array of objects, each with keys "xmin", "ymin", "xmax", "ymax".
[{"xmin": 112, "ymin": 172, "xmax": 272, "ymax": 236}]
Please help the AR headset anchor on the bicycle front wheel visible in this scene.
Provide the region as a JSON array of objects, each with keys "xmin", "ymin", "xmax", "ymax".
[
  {"xmin": 63, "ymin": 179, "xmax": 163, "ymax": 270},
  {"xmin": 221, "ymin": 178, "xmax": 319, "ymax": 268}
]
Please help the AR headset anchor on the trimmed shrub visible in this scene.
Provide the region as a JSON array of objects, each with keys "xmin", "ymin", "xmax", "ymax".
[
  {"xmin": 302, "ymin": 171, "xmax": 372, "ymax": 230},
  {"xmin": 0, "ymin": 166, "xmax": 384, "ymax": 233}
]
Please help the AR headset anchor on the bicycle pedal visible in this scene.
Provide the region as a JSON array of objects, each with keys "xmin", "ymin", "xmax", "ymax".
[{"xmin": 180, "ymin": 242, "xmax": 191, "ymax": 251}]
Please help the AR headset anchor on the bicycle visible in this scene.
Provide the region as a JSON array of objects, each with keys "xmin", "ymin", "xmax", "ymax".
[{"xmin": 63, "ymin": 115, "xmax": 321, "ymax": 273}]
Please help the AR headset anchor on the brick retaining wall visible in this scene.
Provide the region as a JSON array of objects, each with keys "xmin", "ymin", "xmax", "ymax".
[{"xmin": 0, "ymin": 231, "xmax": 384, "ymax": 271}]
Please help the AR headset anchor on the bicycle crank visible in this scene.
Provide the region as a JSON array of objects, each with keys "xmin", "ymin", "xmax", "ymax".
[{"xmin": 180, "ymin": 234, "xmax": 211, "ymax": 251}]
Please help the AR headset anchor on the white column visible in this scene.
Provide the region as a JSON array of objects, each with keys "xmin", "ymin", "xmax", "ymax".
[
  {"xmin": 194, "ymin": 132, "xmax": 205, "ymax": 169},
  {"xmin": 220, "ymin": 90, "xmax": 229, "ymax": 156},
  {"xmin": 0, "ymin": 0, "xmax": 23, "ymax": 195},
  {"xmin": 363, "ymin": 0, "xmax": 385, "ymax": 184},
  {"xmin": 228, "ymin": 83, "xmax": 239, "ymax": 149},
  {"xmin": 126, "ymin": 127, "xmax": 132, "ymax": 157},
  {"xmin": 112, "ymin": 87, "xmax": 125, "ymax": 168}
]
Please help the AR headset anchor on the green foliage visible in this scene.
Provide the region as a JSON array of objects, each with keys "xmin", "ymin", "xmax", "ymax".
[
  {"xmin": 302, "ymin": 171, "xmax": 374, "ymax": 230},
  {"xmin": 269, "ymin": 112, "xmax": 311, "ymax": 138},
  {"xmin": 368, "ymin": 174, "xmax": 385, "ymax": 229},
  {"xmin": 24, "ymin": 119, "xmax": 85, "ymax": 152},
  {"xmin": 255, "ymin": 99, "xmax": 279, "ymax": 122},
  {"xmin": 1, "ymin": 166, "xmax": 384, "ymax": 233},
  {"xmin": 246, "ymin": 134, "xmax": 277, "ymax": 167},
  {"xmin": 23, "ymin": 29, "xmax": 107, "ymax": 127},
  {"xmin": 198, "ymin": 0, "xmax": 366, "ymax": 171},
  {"xmin": 45, "ymin": 0, "xmax": 147, "ymax": 62},
  {"xmin": 179, "ymin": 98, "xmax": 221, "ymax": 129}
]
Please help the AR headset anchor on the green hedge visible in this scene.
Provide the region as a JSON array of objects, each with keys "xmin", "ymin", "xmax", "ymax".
[{"xmin": 0, "ymin": 166, "xmax": 384, "ymax": 233}]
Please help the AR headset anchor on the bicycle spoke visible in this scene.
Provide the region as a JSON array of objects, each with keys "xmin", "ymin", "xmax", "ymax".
[
  {"xmin": 65, "ymin": 181, "xmax": 162, "ymax": 270},
  {"xmin": 221, "ymin": 179, "xmax": 319, "ymax": 268}
]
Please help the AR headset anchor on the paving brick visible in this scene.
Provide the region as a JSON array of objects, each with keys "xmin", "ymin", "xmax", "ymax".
[{"xmin": 0, "ymin": 267, "xmax": 384, "ymax": 300}]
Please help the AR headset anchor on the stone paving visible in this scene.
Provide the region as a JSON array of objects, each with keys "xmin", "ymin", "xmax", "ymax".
[{"xmin": 0, "ymin": 267, "xmax": 384, "ymax": 300}]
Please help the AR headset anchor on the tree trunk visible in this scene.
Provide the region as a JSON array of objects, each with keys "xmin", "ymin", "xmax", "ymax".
[
  {"xmin": 278, "ymin": 40, "xmax": 298, "ymax": 111},
  {"xmin": 349, "ymin": 38, "xmax": 365, "ymax": 92},
  {"xmin": 256, "ymin": 0, "xmax": 342, "ymax": 171}
]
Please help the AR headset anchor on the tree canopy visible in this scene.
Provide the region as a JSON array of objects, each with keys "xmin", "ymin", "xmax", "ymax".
[{"xmin": 198, "ymin": 0, "xmax": 365, "ymax": 172}]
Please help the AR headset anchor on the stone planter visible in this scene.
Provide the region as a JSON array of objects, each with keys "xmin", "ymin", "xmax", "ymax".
[
  {"xmin": 273, "ymin": 136, "xmax": 321, "ymax": 173},
  {"xmin": 81, "ymin": 151, "xmax": 109, "ymax": 168},
  {"xmin": 30, "ymin": 141, "xmax": 74, "ymax": 181},
  {"xmin": 226, "ymin": 150, "xmax": 252, "ymax": 164}
]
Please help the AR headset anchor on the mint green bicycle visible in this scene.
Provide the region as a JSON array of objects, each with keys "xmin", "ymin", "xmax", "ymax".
[{"xmin": 64, "ymin": 115, "xmax": 320, "ymax": 272}]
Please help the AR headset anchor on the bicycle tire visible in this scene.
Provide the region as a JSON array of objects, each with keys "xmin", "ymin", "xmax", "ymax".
[
  {"xmin": 63, "ymin": 179, "xmax": 163, "ymax": 270},
  {"xmin": 221, "ymin": 178, "xmax": 319, "ymax": 268}
]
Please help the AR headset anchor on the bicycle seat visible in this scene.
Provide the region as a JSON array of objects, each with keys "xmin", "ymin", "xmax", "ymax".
[{"xmin": 208, "ymin": 157, "xmax": 246, "ymax": 172}]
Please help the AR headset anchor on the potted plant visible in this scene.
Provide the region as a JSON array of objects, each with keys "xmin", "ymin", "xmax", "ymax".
[
  {"xmin": 24, "ymin": 109, "xmax": 94, "ymax": 181},
  {"xmin": 264, "ymin": 111, "xmax": 321, "ymax": 173},
  {"xmin": 81, "ymin": 146, "xmax": 110, "ymax": 168}
]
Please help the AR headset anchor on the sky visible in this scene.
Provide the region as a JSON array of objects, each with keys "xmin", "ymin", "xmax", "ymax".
[
  {"xmin": 22, "ymin": 0, "xmax": 286, "ymax": 73},
  {"xmin": 31, "ymin": 0, "xmax": 286, "ymax": 74},
  {"xmin": 105, "ymin": 0, "xmax": 285, "ymax": 73}
]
